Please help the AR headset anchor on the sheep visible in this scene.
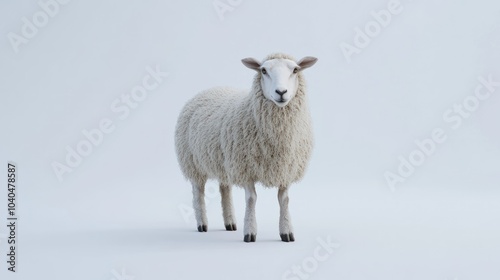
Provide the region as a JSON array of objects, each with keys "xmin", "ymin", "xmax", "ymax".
[{"xmin": 174, "ymin": 53, "xmax": 317, "ymax": 242}]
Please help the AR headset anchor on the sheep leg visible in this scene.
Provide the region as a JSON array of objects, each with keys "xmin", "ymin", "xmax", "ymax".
[
  {"xmin": 278, "ymin": 187, "xmax": 294, "ymax": 242},
  {"xmin": 192, "ymin": 182, "xmax": 208, "ymax": 232},
  {"xmin": 219, "ymin": 183, "xmax": 237, "ymax": 231},
  {"xmin": 243, "ymin": 184, "xmax": 257, "ymax": 242}
]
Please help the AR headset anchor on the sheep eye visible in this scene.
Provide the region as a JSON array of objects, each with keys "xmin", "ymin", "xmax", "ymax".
[
  {"xmin": 261, "ymin": 68, "xmax": 267, "ymax": 75},
  {"xmin": 293, "ymin": 68, "xmax": 298, "ymax": 74}
]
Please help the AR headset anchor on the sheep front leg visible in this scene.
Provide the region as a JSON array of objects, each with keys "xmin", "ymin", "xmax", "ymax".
[
  {"xmin": 219, "ymin": 183, "xmax": 237, "ymax": 231},
  {"xmin": 278, "ymin": 187, "xmax": 294, "ymax": 242},
  {"xmin": 243, "ymin": 184, "xmax": 257, "ymax": 242},
  {"xmin": 192, "ymin": 182, "xmax": 208, "ymax": 232}
]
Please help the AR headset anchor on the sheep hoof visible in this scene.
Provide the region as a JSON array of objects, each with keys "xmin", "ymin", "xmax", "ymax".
[
  {"xmin": 225, "ymin": 224, "xmax": 237, "ymax": 231},
  {"xmin": 244, "ymin": 234, "xmax": 256, "ymax": 242},
  {"xmin": 197, "ymin": 225, "xmax": 207, "ymax": 232},
  {"xmin": 280, "ymin": 233, "xmax": 295, "ymax": 242}
]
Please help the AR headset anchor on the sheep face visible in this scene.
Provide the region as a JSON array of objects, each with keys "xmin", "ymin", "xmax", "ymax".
[{"xmin": 242, "ymin": 56, "xmax": 318, "ymax": 108}]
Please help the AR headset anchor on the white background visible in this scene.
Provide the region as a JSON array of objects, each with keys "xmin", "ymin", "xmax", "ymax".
[{"xmin": 1, "ymin": 0, "xmax": 499, "ymax": 279}]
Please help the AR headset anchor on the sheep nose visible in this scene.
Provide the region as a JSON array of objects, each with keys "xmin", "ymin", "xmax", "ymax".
[{"xmin": 275, "ymin": 89, "xmax": 287, "ymax": 96}]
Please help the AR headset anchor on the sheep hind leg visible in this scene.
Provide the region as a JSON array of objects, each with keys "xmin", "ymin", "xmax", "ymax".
[
  {"xmin": 278, "ymin": 187, "xmax": 295, "ymax": 242},
  {"xmin": 219, "ymin": 183, "xmax": 237, "ymax": 231},
  {"xmin": 243, "ymin": 183, "xmax": 257, "ymax": 242},
  {"xmin": 192, "ymin": 181, "xmax": 208, "ymax": 232}
]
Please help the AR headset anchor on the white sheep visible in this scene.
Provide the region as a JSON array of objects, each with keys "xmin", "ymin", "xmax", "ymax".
[{"xmin": 175, "ymin": 53, "xmax": 317, "ymax": 242}]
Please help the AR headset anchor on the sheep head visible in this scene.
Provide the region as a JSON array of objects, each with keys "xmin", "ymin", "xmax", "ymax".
[{"xmin": 242, "ymin": 55, "xmax": 317, "ymax": 108}]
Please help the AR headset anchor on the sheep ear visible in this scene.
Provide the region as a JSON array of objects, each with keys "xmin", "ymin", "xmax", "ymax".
[
  {"xmin": 297, "ymin": 56, "xmax": 318, "ymax": 71},
  {"xmin": 241, "ymin": 58, "xmax": 261, "ymax": 71}
]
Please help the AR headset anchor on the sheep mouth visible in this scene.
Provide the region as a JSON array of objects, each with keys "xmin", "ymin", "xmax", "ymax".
[{"xmin": 273, "ymin": 99, "xmax": 288, "ymax": 107}]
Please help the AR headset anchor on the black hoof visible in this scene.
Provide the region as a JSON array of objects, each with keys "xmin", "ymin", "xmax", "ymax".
[
  {"xmin": 280, "ymin": 233, "xmax": 295, "ymax": 242},
  {"xmin": 197, "ymin": 225, "xmax": 207, "ymax": 232},
  {"xmin": 225, "ymin": 224, "xmax": 237, "ymax": 231},
  {"xmin": 244, "ymin": 234, "xmax": 256, "ymax": 242}
]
